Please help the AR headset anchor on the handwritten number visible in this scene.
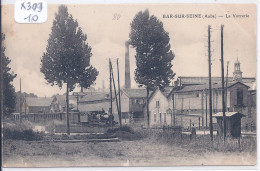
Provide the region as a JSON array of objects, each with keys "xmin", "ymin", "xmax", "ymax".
[
  {"xmin": 32, "ymin": 3, "xmax": 37, "ymax": 11},
  {"xmin": 24, "ymin": 14, "xmax": 31, "ymax": 22},
  {"xmin": 24, "ymin": 14, "xmax": 38, "ymax": 22},
  {"xmin": 19, "ymin": 1, "xmax": 44, "ymax": 23},
  {"xmin": 38, "ymin": 2, "xmax": 43, "ymax": 12},
  {"xmin": 32, "ymin": 15, "xmax": 38, "ymax": 21},
  {"xmin": 21, "ymin": 2, "xmax": 43, "ymax": 12},
  {"xmin": 27, "ymin": 2, "xmax": 31, "ymax": 11}
]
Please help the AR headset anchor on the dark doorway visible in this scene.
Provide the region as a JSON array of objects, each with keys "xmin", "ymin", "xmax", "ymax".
[{"xmin": 237, "ymin": 89, "xmax": 243, "ymax": 107}]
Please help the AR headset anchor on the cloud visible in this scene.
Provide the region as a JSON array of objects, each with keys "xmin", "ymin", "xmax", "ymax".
[
  {"xmin": 13, "ymin": 66, "xmax": 66, "ymax": 97},
  {"xmin": 91, "ymin": 38, "xmax": 128, "ymax": 89}
]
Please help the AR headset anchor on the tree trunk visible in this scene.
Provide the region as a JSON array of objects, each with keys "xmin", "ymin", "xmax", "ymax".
[
  {"xmin": 146, "ymin": 87, "xmax": 150, "ymax": 128},
  {"xmin": 66, "ymin": 83, "xmax": 70, "ymax": 135}
]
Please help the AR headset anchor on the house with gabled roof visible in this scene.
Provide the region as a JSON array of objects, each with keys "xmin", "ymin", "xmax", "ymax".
[
  {"xmin": 143, "ymin": 86, "xmax": 183, "ymax": 127},
  {"xmin": 23, "ymin": 97, "xmax": 53, "ymax": 114},
  {"xmin": 143, "ymin": 86, "xmax": 175, "ymax": 127},
  {"xmin": 113, "ymin": 88, "xmax": 152, "ymax": 124},
  {"xmin": 77, "ymin": 92, "xmax": 112, "ymax": 113},
  {"xmin": 50, "ymin": 95, "xmax": 77, "ymax": 113}
]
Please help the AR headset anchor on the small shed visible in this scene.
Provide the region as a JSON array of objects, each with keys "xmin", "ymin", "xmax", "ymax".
[{"xmin": 213, "ymin": 112, "xmax": 245, "ymax": 138}]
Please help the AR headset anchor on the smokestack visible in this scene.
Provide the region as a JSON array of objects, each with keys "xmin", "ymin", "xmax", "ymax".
[{"xmin": 125, "ymin": 41, "xmax": 131, "ymax": 88}]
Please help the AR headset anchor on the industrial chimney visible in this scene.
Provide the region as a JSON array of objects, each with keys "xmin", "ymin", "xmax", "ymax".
[{"xmin": 125, "ymin": 41, "xmax": 131, "ymax": 88}]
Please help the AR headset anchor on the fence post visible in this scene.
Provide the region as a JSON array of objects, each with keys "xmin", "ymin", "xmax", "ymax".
[
  {"xmin": 238, "ymin": 137, "xmax": 241, "ymax": 150},
  {"xmin": 181, "ymin": 127, "xmax": 183, "ymax": 142},
  {"xmin": 199, "ymin": 117, "xmax": 200, "ymax": 130}
]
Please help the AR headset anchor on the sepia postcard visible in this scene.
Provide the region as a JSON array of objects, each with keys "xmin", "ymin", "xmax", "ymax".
[{"xmin": 0, "ymin": 1, "xmax": 257, "ymax": 168}]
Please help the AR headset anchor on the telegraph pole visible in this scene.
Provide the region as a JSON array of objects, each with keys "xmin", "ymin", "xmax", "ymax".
[
  {"xmin": 110, "ymin": 59, "xmax": 121, "ymax": 127},
  {"xmin": 201, "ymin": 90, "xmax": 204, "ymax": 128},
  {"xmin": 221, "ymin": 25, "xmax": 226, "ymax": 140},
  {"xmin": 76, "ymin": 93, "xmax": 79, "ymax": 111},
  {"xmin": 117, "ymin": 58, "xmax": 122, "ymax": 127},
  {"xmin": 109, "ymin": 59, "xmax": 113, "ymax": 115},
  {"xmin": 172, "ymin": 94, "xmax": 175, "ymax": 126},
  {"xmin": 225, "ymin": 61, "xmax": 229, "ymax": 111},
  {"xmin": 20, "ymin": 78, "xmax": 22, "ymax": 123},
  {"xmin": 205, "ymin": 90, "xmax": 208, "ymax": 129},
  {"xmin": 208, "ymin": 25, "xmax": 213, "ymax": 141}
]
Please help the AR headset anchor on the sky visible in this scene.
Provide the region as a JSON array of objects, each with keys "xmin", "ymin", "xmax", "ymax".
[{"xmin": 2, "ymin": 4, "xmax": 257, "ymax": 97}]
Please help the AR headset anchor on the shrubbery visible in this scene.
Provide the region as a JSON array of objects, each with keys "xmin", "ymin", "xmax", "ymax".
[
  {"xmin": 3, "ymin": 129, "xmax": 43, "ymax": 141},
  {"xmin": 107, "ymin": 125, "xmax": 146, "ymax": 141},
  {"xmin": 3, "ymin": 121, "xmax": 43, "ymax": 141},
  {"xmin": 107, "ymin": 125, "xmax": 134, "ymax": 134}
]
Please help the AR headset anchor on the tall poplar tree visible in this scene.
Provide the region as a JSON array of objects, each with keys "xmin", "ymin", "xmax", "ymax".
[
  {"xmin": 41, "ymin": 5, "xmax": 98, "ymax": 135},
  {"xmin": 129, "ymin": 9, "xmax": 175, "ymax": 128},
  {"xmin": 0, "ymin": 33, "xmax": 17, "ymax": 116}
]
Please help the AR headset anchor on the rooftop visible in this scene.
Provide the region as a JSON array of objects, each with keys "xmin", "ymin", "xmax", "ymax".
[
  {"xmin": 178, "ymin": 76, "xmax": 255, "ymax": 85},
  {"xmin": 176, "ymin": 81, "xmax": 249, "ymax": 93},
  {"xmin": 162, "ymin": 86, "xmax": 174, "ymax": 97},
  {"xmin": 213, "ymin": 112, "xmax": 245, "ymax": 118},
  {"xmin": 25, "ymin": 97, "xmax": 53, "ymax": 107},
  {"xmin": 72, "ymin": 92, "xmax": 88, "ymax": 96},
  {"xmin": 245, "ymin": 82, "xmax": 256, "ymax": 91},
  {"xmin": 78, "ymin": 92, "xmax": 112, "ymax": 102},
  {"xmin": 54, "ymin": 95, "xmax": 77, "ymax": 107},
  {"xmin": 122, "ymin": 88, "xmax": 152, "ymax": 98}
]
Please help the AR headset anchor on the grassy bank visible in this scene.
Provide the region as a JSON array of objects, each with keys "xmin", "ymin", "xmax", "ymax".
[{"xmin": 2, "ymin": 123, "xmax": 256, "ymax": 167}]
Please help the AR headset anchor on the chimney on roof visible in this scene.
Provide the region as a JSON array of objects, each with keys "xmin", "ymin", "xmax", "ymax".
[{"xmin": 125, "ymin": 41, "xmax": 131, "ymax": 88}]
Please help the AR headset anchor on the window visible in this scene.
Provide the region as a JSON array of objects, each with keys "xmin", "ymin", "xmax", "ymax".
[
  {"xmin": 138, "ymin": 99, "xmax": 143, "ymax": 104},
  {"xmin": 156, "ymin": 101, "xmax": 160, "ymax": 108},
  {"xmin": 248, "ymin": 111, "xmax": 252, "ymax": 118},
  {"xmin": 237, "ymin": 89, "xmax": 243, "ymax": 106},
  {"xmin": 136, "ymin": 99, "xmax": 139, "ymax": 104},
  {"xmin": 154, "ymin": 113, "xmax": 157, "ymax": 122},
  {"xmin": 196, "ymin": 92, "xmax": 199, "ymax": 97},
  {"xmin": 164, "ymin": 113, "xmax": 166, "ymax": 123}
]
